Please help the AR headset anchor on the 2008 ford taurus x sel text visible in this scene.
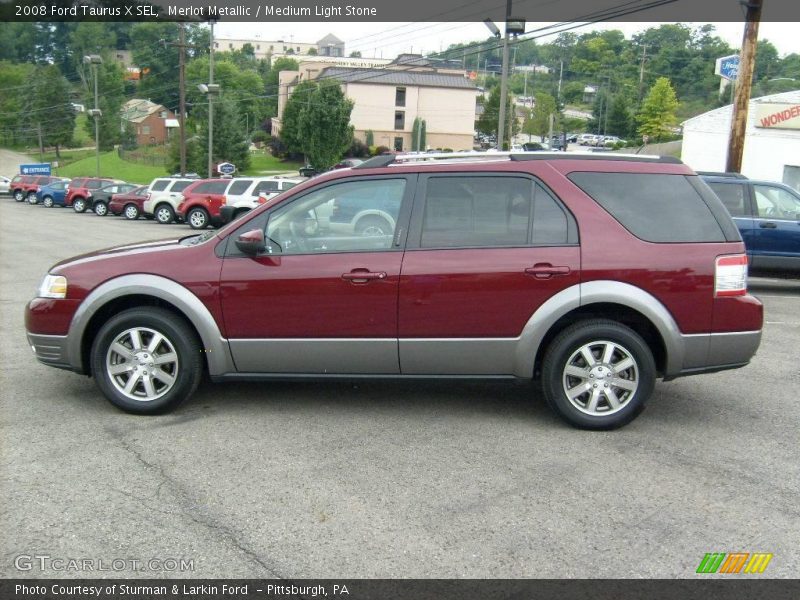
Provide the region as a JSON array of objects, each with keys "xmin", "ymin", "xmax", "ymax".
[{"xmin": 25, "ymin": 152, "xmax": 763, "ymax": 429}]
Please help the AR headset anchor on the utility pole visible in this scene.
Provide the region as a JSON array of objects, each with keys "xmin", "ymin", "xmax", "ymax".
[
  {"xmin": 638, "ymin": 43, "xmax": 648, "ymax": 104},
  {"xmin": 37, "ymin": 123, "xmax": 43, "ymax": 161},
  {"xmin": 726, "ymin": 0, "xmax": 762, "ymax": 173},
  {"xmin": 497, "ymin": 0, "xmax": 512, "ymax": 151},
  {"xmin": 83, "ymin": 55, "xmax": 103, "ymax": 178},
  {"xmin": 178, "ymin": 23, "xmax": 187, "ymax": 176},
  {"xmin": 557, "ymin": 59, "xmax": 563, "ymax": 105}
]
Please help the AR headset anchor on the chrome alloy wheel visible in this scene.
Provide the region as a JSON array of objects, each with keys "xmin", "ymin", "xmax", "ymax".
[
  {"xmin": 105, "ymin": 327, "xmax": 179, "ymax": 402},
  {"xmin": 561, "ymin": 340, "xmax": 639, "ymax": 416},
  {"xmin": 188, "ymin": 209, "xmax": 207, "ymax": 229}
]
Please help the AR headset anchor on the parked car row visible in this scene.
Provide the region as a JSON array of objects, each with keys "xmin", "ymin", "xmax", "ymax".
[
  {"xmin": 10, "ymin": 173, "xmax": 307, "ymax": 230},
  {"xmin": 578, "ymin": 134, "xmax": 627, "ymax": 147}
]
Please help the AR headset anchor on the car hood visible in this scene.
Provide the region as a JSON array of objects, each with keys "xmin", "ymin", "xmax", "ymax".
[{"xmin": 50, "ymin": 237, "xmax": 192, "ymax": 272}]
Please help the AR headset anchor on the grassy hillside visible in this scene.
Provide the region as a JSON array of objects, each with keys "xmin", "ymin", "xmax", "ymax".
[{"xmin": 56, "ymin": 150, "xmax": 169, "ymax": 184}]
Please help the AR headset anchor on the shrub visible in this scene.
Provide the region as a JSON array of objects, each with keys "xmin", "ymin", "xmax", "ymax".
[{"xmin": 347, "ymin": 138, "xmax": 370, "ymax": 158}]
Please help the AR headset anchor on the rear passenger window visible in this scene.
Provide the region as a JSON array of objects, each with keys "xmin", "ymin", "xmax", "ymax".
[
  {"xmin": 228, "ymin": 180, "xmax": 253, "ymax": 195},
  {"xmin": 170, "ymin": 180, "xmax": 193, "ymax": 192},
  {"xmin": 420, "ymin": 176, "xmax": 571, "ymax": 248},
  {"xmin": 569, "ymin": 173, "xmax": 725, "ymax": 243},
  {"xmin": 707, "ymin": 182, "xmax": 748, "ymax": 216},
  {"xmin": 254, "ymin": 181, "xmax": 280, "ymax": 194},
  {"xmin": 193, "ymin": 181, "xmax": 228, "ymax": 195},
  {"xmin": 150, "ymin": 180, "xmax": 169, "ymax": 192}
]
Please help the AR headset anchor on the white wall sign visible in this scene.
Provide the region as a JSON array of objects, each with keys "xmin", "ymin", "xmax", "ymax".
[{"xmin": 755, "ymin": 103, "xmax": 800, "ymax": 129}]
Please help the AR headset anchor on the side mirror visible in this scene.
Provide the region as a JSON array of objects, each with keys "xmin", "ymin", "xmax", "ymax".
[{"xmin": 235, "ymin": 228, "xmax": 266, "ymax": 255}]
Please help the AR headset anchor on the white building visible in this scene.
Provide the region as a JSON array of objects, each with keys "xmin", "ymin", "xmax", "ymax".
[
  {"xmin": 273, "ymin": 55, "xmax": 477, "ymax": 152},
  {"xmin": 213, "ymin": 33, "xmax": 345, "ymax": 60},
  {"xmin": 681, "ymin": 90, "xmax": 800, "ymax": 190}
]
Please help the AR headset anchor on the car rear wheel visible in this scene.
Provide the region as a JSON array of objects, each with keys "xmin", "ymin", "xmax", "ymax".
[
  {"xmin": 42, "ymin": 196, "xmax": 54, "ymax": 208},
  {"xmin": 154, "ymin": 204, "xmax": 174, "ymax": 224},
  {"xmin": 91, "ymin": 307, "xmax": 202, "ymax": 414},
  {"xmin": 13, "ymin": 189, "xmax": 24, "ymax": 202},
  {"xmin": 94, "ymin": 201, "xmax": 108, "ymax": 216},
  {"xmin": 124, "ymin": 204, "xmax": 140, "ymax": 220},
  {"xmin": 187, "ymin": 207, "xmax": 210, "ymax": 229},
  {"xmin": 72, "ymin": 198, "xmax": 87, "ymax": 213},
  {"xmin": 541, "ymin": 319, "xmax": 655, "ymax": 430}
]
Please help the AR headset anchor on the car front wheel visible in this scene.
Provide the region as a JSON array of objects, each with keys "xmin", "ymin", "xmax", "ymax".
[
  {"xmin": 124, "ymin": 204, "xmax": 140, "ymax": 220},
  {"xmin": 94, "ymin": 201, "xmax": 108, "ymax": 216},
  {"xmin": 72, "ymin": 198, "xmax": 87, "ymax": 213},
  {"xmin": 91, "ymin": 307, "xmax": 202, "ymax": 414},
  {"xmin": 42, "ymin": 196, "xmax": 54, "ymax": 208},
  {"xmin": 187, "ymin": 207, "xmax": 210, "ymax": 229},
  {"xmin": 541, "ymin": 319, "xmax": 655, "ymax": 430}
]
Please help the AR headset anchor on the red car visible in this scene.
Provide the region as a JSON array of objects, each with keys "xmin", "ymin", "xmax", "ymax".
[
  {"xmin": 174, "ymin": 179, "xmax": 229, "ymax": 229},
  {"xmin": 108, "ymin": 186, "xmax": 150, "ymax": 220},
  {"xmin": 11, "ymin": 175, "xmax": 61, "ymax": 203},
  {"xmin": 25, "ymin": 152, "xmax": 763, "ymax": 429},
  {"xmin": 65, "ymin": 177, "xmax": 116, "ymax": 213}
]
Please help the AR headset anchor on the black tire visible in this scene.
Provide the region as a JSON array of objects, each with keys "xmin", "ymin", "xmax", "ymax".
[
  {"xmin": 541, "ymin": 319, "xmax": 655, "ymax": 430},
  {"xmin": 187, "ymin": 207, "xmax": 210, "ymax": 230},
  {"xmin": 90, "ymin": 307, "xmax": 203, "ymax": 414},
  {"xmin": 13, "ymin": 189, "xmax": 24, "ymax": 202},
  {"xmin": 355, "ymin": 215, "xmax": 392, "ymax": 237},
  {"xmin": 72, "ymin": 197, "xmax": 87, "ymax": 213},
  {"xmin": 123, "ymin": 204, "xmax": 140, "ymax": 220},
  {"xmin": 154, "ymin": 203, "xmax": 175, "ymax": 224},
  {"xmin": 42, "ymin": 196, "xmax": 54, "ymax": 208},
  {"xmin": 27, "ymin": 192, "xmax": 38, "ymax": 204},
  {"xmin": 94, "ymin": 201, "xmax": 108, "ymax": 216}
]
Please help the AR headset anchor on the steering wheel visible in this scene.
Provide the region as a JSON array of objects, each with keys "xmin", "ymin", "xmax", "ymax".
[{"xmin": 288, "ymin": 212, "xmax": 319, "ymax": 251}]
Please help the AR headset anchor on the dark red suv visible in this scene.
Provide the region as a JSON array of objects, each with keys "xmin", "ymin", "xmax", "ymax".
[
  {"xmin": 65, "ymin": 177, "xmax": 116, "ymax": 213},
  {"xmin": 11, "ymin": 175, "xmax": 60, "ymax": 203},
  {"xmin": 25, "ymin": 152, "xmax": 763, "ymax": 429}
]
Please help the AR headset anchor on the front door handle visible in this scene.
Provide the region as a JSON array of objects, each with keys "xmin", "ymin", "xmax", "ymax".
[
  {"xmin": 525, "ymin": 263, "xmax": 571, "ymax": 279},
  {"xmin": 759, "ymin": 221, "xmax": 777, "ymax": 229},
  {"xmin": 342, "ymin": 269, "xmax": 388, "ymax": 283}
]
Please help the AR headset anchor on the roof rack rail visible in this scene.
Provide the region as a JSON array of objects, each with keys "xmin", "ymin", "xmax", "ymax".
[
  {"xmin": 696, "ymin": 171, "xmax": 748, "ymax": 179},
  {"xmin": 353, "ymin": 150, "xmax": 682, "ymax": 168}
]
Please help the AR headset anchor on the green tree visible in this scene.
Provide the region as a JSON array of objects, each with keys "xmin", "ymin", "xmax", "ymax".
[
  {"xmin": 298, "ymin": 81, "xmax": 354, "ymax": 170},
  {"xmin": 524, "ymin": 92, "xmax": 557, "ymax": 140},
  {"xmin": 192, "ymin": 96, "xmax": 250, "ymax": 174},
  {"xmin": 476, "ymin": 86, "xmax": 519, "ymax": 139},
  {"xmin": 607, "ymin": 94, "xmax": 633, "ymax": 138},
  {"xmin": 637, "ymin": 77, "xmax": 679, "ymax": 141},
  {"xmin": 0, "ymin": 61, "xmax": 34, "ymax": 146},
  {"xmin": 280, "ymin": 80, "xmax": 317, "ymax": 155},
  {"xmin": 29, "ymin": 65, "xmax": 76, "ymax": 157}
]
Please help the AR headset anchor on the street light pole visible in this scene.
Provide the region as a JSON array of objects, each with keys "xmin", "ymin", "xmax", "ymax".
[
  {"xmin": 84, "ymin": 55, "xmax": 103, "ymax": 178},
  {"xmin": 208, "ymin": 19, "xmax": 216, "ymax": 178}
]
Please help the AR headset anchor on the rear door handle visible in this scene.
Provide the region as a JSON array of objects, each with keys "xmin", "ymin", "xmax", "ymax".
[
  {"xmin": 759, "ymin": 222, "xmax": 777, "ymax": 229},
  {"xmin": 525, "ymin": 264, "xmax": 571, "ymax": 279},
  {"xmin": 341, "ymin": 269, "xmax": 388, "ymax": 283}
]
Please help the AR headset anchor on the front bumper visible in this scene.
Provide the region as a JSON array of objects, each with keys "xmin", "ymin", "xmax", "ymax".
[{"xmin": 26, "ymin": 332, "xmax": 75, "ymax": 372}]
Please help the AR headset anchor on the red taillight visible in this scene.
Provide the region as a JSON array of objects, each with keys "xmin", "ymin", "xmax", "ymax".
[{"xmin": 715, "ymin": 254, "xmax": 748, "ymax": 297}]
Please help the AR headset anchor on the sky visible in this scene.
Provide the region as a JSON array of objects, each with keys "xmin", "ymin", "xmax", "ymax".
[{"xmin": 215, "ymin": 21, "xmax": 799, "ymax": 60}]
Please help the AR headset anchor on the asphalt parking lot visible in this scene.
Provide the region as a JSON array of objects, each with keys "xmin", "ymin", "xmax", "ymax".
[{"xmin": 0, "ymin": 195, "xmax": 798, "ymax": 579}]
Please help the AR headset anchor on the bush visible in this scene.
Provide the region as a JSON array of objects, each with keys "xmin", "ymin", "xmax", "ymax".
[
  {"xmin": 347, "ymin": 138, "xmax": 370, "ymax": 158},
  {"xmin": 267, "ymin": 135, "xmax": 288, "ymax": 158},
  {"xmin": 252, "ymin": 130, "xmax": 269, "ymax": 145},
  {"xmin": 374, "ymin": 145, "xmax": 390, "ymax": 155}
]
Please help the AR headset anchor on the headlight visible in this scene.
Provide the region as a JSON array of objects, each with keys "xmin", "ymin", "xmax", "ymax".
[{"xmin": 38, "ymin": 274, "xmax": 67, "ymax": 299}]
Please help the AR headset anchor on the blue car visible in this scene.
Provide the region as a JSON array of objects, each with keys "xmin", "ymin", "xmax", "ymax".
[
  {"xmin": 36, "ymin": 180, "xmax": 68, "ymax": 208},
  {"xmin": 702, "ymin": 174, "xmax": 800, "ymax": 275}
]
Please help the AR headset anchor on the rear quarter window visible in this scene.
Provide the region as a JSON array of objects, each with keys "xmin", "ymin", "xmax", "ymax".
[
  {"xmin": 150, "ymin": 180, "xmax": 170, "ymax": 192},
  {"xmin": 568, "ymin": 172, "xmax": 726, "ymax": 243},
  {"xmin": 169, "ymin": 180, "xmax": 193, "ymax": 192}
]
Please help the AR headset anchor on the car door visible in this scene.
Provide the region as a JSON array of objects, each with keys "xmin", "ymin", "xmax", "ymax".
[
  {"xmin": 750, "ymin": 183, "xmax": 800, "ymax": 271},
  {"xmin": 705, "ymin": 181, "xmax": 755, "ymax": 258},
  {"xmin": 398, "ymin": 173, "xmax": 580, "ymax": 375},
  {"xmin": 219, "ymin": 175, "xmax": 415, "ymax": 374}
]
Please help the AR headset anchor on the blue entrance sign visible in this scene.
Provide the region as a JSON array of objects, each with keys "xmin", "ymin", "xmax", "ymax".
[
  {"xmin": 20, "ymin": 163, "xmax": 52, "ymax": 175},
  {"xmin": 217, "ymin": 162, "xmax": 236, "ymax": 176}
]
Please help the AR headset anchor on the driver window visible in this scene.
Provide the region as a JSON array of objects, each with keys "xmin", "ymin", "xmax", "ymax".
[
  {"xmin": 754, "ymin": 185, "xmax": 800, "ymax": 220},
  {"xmin": 266, "ymin": 179, "xmax": 405, "ymax": 254}
]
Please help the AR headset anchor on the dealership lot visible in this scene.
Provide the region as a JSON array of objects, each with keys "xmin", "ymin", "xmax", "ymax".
[{"xmin": 0, "ymin": 198, "xmax": 798, "ymax": 578}]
